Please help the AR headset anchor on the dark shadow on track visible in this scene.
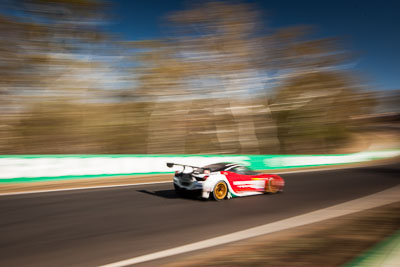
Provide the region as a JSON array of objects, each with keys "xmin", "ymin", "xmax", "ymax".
[
  {"xmin": 137, "ymin": 189, "xmax": 178, "ymax": 199},
  {"xmin": 137, "ymin": 189, "xmax": 203, "ymax": 200}
]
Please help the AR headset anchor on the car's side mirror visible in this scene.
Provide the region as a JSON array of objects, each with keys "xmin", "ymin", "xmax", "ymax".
[{"xmin": 166, "ymin": 162, "xmax": 174, "ymax": 168}]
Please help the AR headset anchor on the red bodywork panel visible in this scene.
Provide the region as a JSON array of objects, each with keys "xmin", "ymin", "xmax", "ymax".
[{"xmin": 221, "ymin": 171, "xmax": 285, "ymax": 193}]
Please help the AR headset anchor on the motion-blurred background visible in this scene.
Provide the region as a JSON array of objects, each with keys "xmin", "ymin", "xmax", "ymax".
[{"xmin": 0, "ymin": 0, "xmax": 398, "ymax": 155}]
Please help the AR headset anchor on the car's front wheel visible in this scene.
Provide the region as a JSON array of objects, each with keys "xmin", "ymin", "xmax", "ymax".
[
  {"xmin": 265, "ymin": 178, "xmax": 280, "ymax": 193},
  {"xmin": 212, "ymin": 181, "xmax": 228, "ymax": 201}
]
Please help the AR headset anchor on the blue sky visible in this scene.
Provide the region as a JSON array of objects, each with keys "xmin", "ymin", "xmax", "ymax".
[{"xmin": 110, "ymin": 0, "xmax": 400, "ymax": 91}]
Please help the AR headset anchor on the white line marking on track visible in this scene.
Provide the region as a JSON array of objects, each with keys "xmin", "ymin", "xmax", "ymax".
[
  {"xmin": 0, "ymin": 181, "xmax": 170, "ymax": 197},
  {"xmin": 100, "ymin": 185, "xmax": 400, "ymax": 267},
  {"xmin": 0, "ymin": 161, "xmax": 390, "ymax": 196}
]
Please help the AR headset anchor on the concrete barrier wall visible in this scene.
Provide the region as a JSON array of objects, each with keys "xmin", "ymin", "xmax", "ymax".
[{"xmin": 0, "ymin": 150, "xmax": 399, "ymax": 183}]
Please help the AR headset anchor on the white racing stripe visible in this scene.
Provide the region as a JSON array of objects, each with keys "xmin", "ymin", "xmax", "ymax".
[{"xmin": 100, "ymin": 185, "xmax": 400, "ymax": 267}]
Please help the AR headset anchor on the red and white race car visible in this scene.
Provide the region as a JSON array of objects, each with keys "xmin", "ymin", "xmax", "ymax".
[{"xmin": 167, "ymin": 162, "xmax": 285, "ymax": 200}]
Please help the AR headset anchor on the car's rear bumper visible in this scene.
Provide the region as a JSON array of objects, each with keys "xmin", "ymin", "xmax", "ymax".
[{"xmin": 173, "ymin": 176, "xmax": 210, "ymax": 198}]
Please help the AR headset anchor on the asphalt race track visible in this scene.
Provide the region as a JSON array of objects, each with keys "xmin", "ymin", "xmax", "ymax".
[{"xmin": 0, "ymin": 163, "xmax": 399, "ymax": 266}]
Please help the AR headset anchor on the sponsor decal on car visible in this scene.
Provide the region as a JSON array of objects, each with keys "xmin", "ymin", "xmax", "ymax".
[{"xmin": 232, "ymin": 180, "xmax": 265, "ymax": 189}]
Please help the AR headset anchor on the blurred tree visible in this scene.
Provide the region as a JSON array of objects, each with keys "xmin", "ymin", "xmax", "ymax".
[
  {"xmin": 265, "ymin": 26, "xmax": 376, "ymax": 153},
  {"xmin": 134, "ymin": 1, "xmax": 377, "ymax": 154},
  {"xmin": 0, "ymin": 0, "xmax": 122, "ymax": 154},
  {"xmin": 169, "ymin": 1, "xmax": 273, "ymax": 154},
  {"xmin": 132, "ymin": 1, "xmax": 280, "ymax": 154},
  {"xmin": 125, "ymin": 40, "xmax": 194, "ymax": 154},
  {"xmin": 0, "ymin": 0, "xmax": 108, "ymax": 102},
  {"xmin": 265, "ymin": 26, "xmax": 350, "ymax": 73},
  {"xmin": 5, "ymin": 101, "xmax": 151, "ymax": 154},
  {"xmin": 270, "ymin": 71, "xmax": 376, "ymax": 153}
]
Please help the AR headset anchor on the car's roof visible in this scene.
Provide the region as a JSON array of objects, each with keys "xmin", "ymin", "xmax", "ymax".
[{"xmin": 202, "ymin": 162, "xmax": 243, "ymax": 171}]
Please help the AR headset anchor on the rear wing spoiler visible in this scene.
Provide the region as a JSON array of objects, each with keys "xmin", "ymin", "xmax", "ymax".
[
  {"xmin": 166, "ymin": 162, "xmax": 199, "ymax": 169},
  {"xmin": 166, "ymin": 162, "xmax": 212, "ymax": 174}
]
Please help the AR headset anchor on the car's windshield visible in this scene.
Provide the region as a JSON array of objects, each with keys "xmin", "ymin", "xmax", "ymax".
[{"xmin": 231, "ymin": 166, "xmax": 259, "ymax": 175}]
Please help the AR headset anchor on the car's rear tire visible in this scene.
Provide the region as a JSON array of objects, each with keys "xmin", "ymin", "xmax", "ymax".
[{"xmin": 212, "ymin": 181, "xmax": 228, "ymax": 201}]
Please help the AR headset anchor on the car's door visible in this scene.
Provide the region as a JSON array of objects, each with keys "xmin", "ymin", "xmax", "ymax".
[{"xmin": 225, "ymin": 166, "xmax": 265, "ymax": 192}]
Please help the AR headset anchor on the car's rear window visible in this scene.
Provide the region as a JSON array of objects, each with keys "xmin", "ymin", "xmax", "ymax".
[{"xmin": 201, "ymin": 163, "xmax": 229, "ymax": 172}]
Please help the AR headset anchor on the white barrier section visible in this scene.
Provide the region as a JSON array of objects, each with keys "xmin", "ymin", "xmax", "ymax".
[
  {"xmin": 0, "ymin": 156, "xmax": 250, "ymax": 179},
  {"xmin": 264, "ymin": 150, "xmax": 400, "ymax": 168}
]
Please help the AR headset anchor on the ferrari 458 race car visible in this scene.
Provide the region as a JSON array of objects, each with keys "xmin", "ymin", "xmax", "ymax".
[{"xmin": 167, "ymin": 162, "xmax": 285, "ymax": 200}]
